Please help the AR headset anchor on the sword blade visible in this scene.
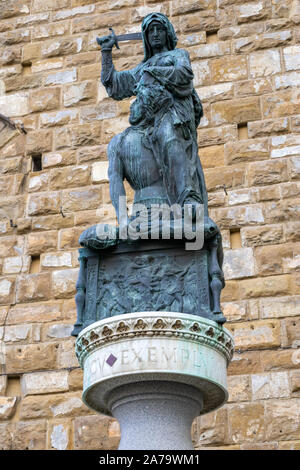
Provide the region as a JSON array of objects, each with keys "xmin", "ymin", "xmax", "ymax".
[{"xmin": 116, "ymin": 32, "xmax": 142, "ymax": 42}]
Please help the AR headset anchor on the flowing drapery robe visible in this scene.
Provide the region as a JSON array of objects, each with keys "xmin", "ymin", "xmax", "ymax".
[{"xmin": 102, "ymin": 48, "xmax": 208, "ymax": 216}]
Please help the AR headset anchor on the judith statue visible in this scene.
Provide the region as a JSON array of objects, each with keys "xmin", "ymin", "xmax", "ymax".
[
  {"xmin": 72, "ymin": 13, "xmax": 227, "ymax": 336},
  {"xmin": 98, "ymin": 12, "xmax": 208, "ymax": 221}
]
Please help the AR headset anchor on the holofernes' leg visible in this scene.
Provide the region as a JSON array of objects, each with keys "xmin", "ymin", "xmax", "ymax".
[{"xmin": 208, "ymin": 233, "xmax": 226, "ymax": 325}]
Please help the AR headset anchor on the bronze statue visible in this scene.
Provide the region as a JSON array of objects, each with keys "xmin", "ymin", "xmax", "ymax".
[
  {"xmin": 97, "ymin": 13, "xmax": 208, "ymax": 221},
  {"xmin": 71, "ymin": 13, "xmax": 226, "ymax": 336}
]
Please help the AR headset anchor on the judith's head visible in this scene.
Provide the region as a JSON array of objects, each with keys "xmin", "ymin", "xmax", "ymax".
[{"xmin": 141, "ymin": 13, "xmax": 177, "ymax": 61}]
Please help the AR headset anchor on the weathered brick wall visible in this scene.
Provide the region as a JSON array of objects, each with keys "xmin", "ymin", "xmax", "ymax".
[{"xmin": 0, "ymin": 0, "xmax": 299, "ymax": 450}]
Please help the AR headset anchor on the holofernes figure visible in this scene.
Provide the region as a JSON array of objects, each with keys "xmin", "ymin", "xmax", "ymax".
[{"xmin": 97, "ymin": 13, "xmax": 210, "ymax": 224}]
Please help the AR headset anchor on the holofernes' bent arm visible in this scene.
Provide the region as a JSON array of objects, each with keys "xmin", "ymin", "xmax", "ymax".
[{"xmin": 107, "ymin": 136, "xmax": 127, "ymax": 224}]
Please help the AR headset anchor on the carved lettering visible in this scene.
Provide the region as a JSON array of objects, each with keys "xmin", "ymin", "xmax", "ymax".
[
  {"xmin": 121, "ymin": 350, "xmax": 129, "ymax": 365},
  {"xmin": 148, "ymin": 347, "xmax": 157, "ymax": 363}
]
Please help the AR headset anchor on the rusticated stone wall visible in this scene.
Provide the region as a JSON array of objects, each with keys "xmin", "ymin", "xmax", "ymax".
[{"xmin": 0, "ymin": 0, "xmax": 299, "ymax": 450}]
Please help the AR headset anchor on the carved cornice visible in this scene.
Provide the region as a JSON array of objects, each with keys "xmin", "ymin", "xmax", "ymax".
[{"xmin": 75, "ymin": 312, "xmax": 234, "ymax": 368}]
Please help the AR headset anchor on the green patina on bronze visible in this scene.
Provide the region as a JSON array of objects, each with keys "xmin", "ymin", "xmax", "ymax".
[{"xmin": 71, "ymin": 13, "xmax": 227, "ymax": 337}]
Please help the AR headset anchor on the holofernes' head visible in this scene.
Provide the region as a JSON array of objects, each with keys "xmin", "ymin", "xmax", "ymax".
[
  {"xmin": 141, "ymin": 13, "xmax": 178, "ymax": 61},
  {"xmin": 129, "ymin": 84, "xmax": 172, "ymax": 125}
]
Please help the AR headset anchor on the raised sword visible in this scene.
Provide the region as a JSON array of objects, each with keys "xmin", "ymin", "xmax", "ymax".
[{"xmin": 96, "ymin": 27, "xmax": 142, "ymax": 50}]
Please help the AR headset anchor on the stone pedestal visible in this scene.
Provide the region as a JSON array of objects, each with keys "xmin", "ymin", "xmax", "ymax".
[{"xmin": 75, "ymin": 311, "xmax": 234, "ymax": 450}]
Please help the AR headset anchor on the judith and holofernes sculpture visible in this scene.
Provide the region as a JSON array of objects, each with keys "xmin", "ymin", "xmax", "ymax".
[{"xmin": 71, "ymin": 13, "xmax": 227, "ymax": 337}]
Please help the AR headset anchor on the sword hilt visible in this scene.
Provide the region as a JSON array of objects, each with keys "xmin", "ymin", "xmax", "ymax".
[{"xmin": 109, "ymin": 27, "xmax": 120, "ymax": 50}]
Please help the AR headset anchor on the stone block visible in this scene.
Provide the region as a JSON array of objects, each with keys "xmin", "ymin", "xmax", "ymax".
[
  {"xmin": 222, "ymin": 301, "xmax": 247, "ymax": 322},
  {"xmin": 28, "ymin": 172, "xmax": 50, "ymax": 194},
  {"xmin": 249, "ymin": 49, "xmax": 281, "ymax": 78},
  {"xmin": 58, "ymin": 227, "xmax": 83, "ymax": 250},
  {"xmin": 248, "ymin": 118, "xmax": 290, "ymax": 138},
  {"xmin": 227, "ymin": 189, "xmax": 252, "ymax": 206},
  {"xmin": 45, "ymin": 68, "xmax": 77, "ymax": 85},
  {"xmin": 41, "ymin": 252, "xmax": 72, "ymax": 269},
  {"xmin": 195, "ymin": 408, "xmax": 229, "ymax": 446},
  {"xmin": 238, "ymin": 73, "xmax": 272, "ymax": 98},
  {"xmin": 189, "ymin": 60, "xmax": 210, "ymax": 87},
  {"xmin": 255, "ymin": 244, "xmax": 297, "ymax": 276},
  {"xmin": 48, "ymin": 420, "xmax": 72, "ymax": 450},
  {"xmin": 29, "ymin": 87, "xmax": 60, "ymax": 113},
  {"xmin": 240, "ymin": 274, "xmax": 291, "ymax": 298},
  {"xmin": 283, "ymin": 45, "xmax": 300, "ymax": 71},
  {"xmin": 27, "ymin": 230, "xmax": 58, "ymax": 254},
  {"xmin": 54, "ymin": 122, "xmax": 101, "ymax": 149},
  {"xmin": 191, "ymin": 42, "xmax": 231, "ymax": 60},
  {"xmin": 211, "ymin": 97, "xmax": 261, "ymax": 125},
  {"xmin": 26, "ymin": 129, "xmax": 52, "ymax": 155},
  {"xmin": 57, "ymin": 338, "xmax": 78, "ymax": 368},
  {"xmin": 251, "ymin": 372, "xmax": 290, "ymax": 400},
  {"xmin": 0, "ymin": 397, "xmax": 17, "ymax": 420},
  {"xmin": 63, "ymin": 80, "xmax": 97, "ymax": 107},
  {"xmin": 211, "ymin": 55, "xmax": 248, "ymax": 83},
  {"xmin": 264, "ymin": 197, "xmax": 300, "ymax": 224},
  {"xmin": 74, "ymin": 415, "xmax": 120, "ymax": 450},
  {"xmin": 262, "ymin": 89, "xmax": 300, "ymax": 119},
  {"xmin": 289, "ymin": 157, "xmax": 300, "ymax": 180},
  {"xmin": 0, "ymin": 92, "xmax": 28, "ymax": 117},
  {"xmin": 291, "ymin": 370, "xmax": 300, "ymax": 395},
  {"xmin": 49, "ymin": 165, "xmax": 90, "ymax": 190},
  {"xmin": 77, "ymin": 145, "xmax": 107, "ymax": 163},
  {"xmin": 227, "ymin": 320, "xmax": 281, "ymax": 350},
  {"xmin": 228, "ymin": 402, "xmax": 265, "ymax": 443},
  {"xmin": 247, "ymin": 160, "xmax": 288, "ymax": 186},
  {"xmin": 197, "ymin": 82, "xmax": 234, "ymax": 103},
  {"xmin": 27, "ymin": 192, "xmax": 60, "ymax": 217},
  {"xmin": 285, "ymin": 221, "xmax": 300, "ymax": 242},
  {"xmin": 223, "ymin": 247, "xmax": 256, "ymax": 280},
  {"xmin": 225, "ymin": 138, "xmax": 269, "ymax": 165},
  {"xmin": 235, "ymin": 1, "xmax": 268, "ymax": 23},
  {"xmin": 52, "ymin": 268, "xmax": 78, "ymax": 298},
  {"xmin": 91, "ymin": 161, "xmax": 108, "ymax": 183},
  {"xmin": 4, "ymin": 324, "xmax": 31, "ymax": 343},
  {"xmin": 265, "ymin": 399, "xmax": 300, "ymax": 440},
  {"xmin": 227, "ymin": 375, "xmax": 251, "ymax": 402},
  {"xmin": 197, "ymin": 125, "xmax": 237, "ymax": 148},
  {"xmin": 45, "ymin": 323, "xmax": 74, "ymax": 339},
  {"xmin": 5, "ymin": 342, "xmax": 58, "ymax": 374},
  {"xmin": 282, "ymin": 318, "xmax": 300, "ymax": 348},
  {"xmin": 204, "ymin": 166, "xmax": 245, "ymax": 192},
  {"xmin": 11, "ymin": 420, "xmax": 47, "ymax": 450},
  {"xmin": 0, "ymin": 278, "xmax": 15, "ymax": 305},
  {"xmin": 61, "ymin": 187, "xmax": 102, "ymax": 212},
  {"xmin": 198, "ymin": 145, "xmax": 224, "ymax": 169},
  {"xmin": 6, "ymin": 301, "xmax": 62, "ymax": 325},
  {"xmin": 211, "ymin": 204, "xmax": 265, "ymax": 229},
  {"xmin": 68, "ymin": 368, "xmax": 83, "ymax": 391},
  {"xmin": 16, "ymin": 272, "xmax": 51, "ymax": 302},
  {"xmin": 42, "ymin": 150, "xmax": 76, "ymax": 167},
  {"xmin": 20, "ymin": 370, "xmax": 69, "ymax": 396},
  {"xmin": 0, "ymin": 423, "xmax": 12, "ymax": 450},
  {"xmin": 180, "ymin": 10, "xmax": 220, "ymax": 33},
  {"xmin": 2, "ymin": 256, "xmax": 30, "ymax": 274},
  {"xmin": 241, "ymin": 225, "xmax": 283, "ymax": 247},
  {"xmin": 228, "ymin": 350, "xmax": 262, "ymax": 376},
  {"xmin": 40, "ymin": 109, "xmax": 78, "ymax": 128},
  {"xmin": 41, "ymin": 37, "xmax": 84, "ymax": 59},
  {"xmin": 0, "ymin": 375, "xmax": 7, "ymax": 394}
]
